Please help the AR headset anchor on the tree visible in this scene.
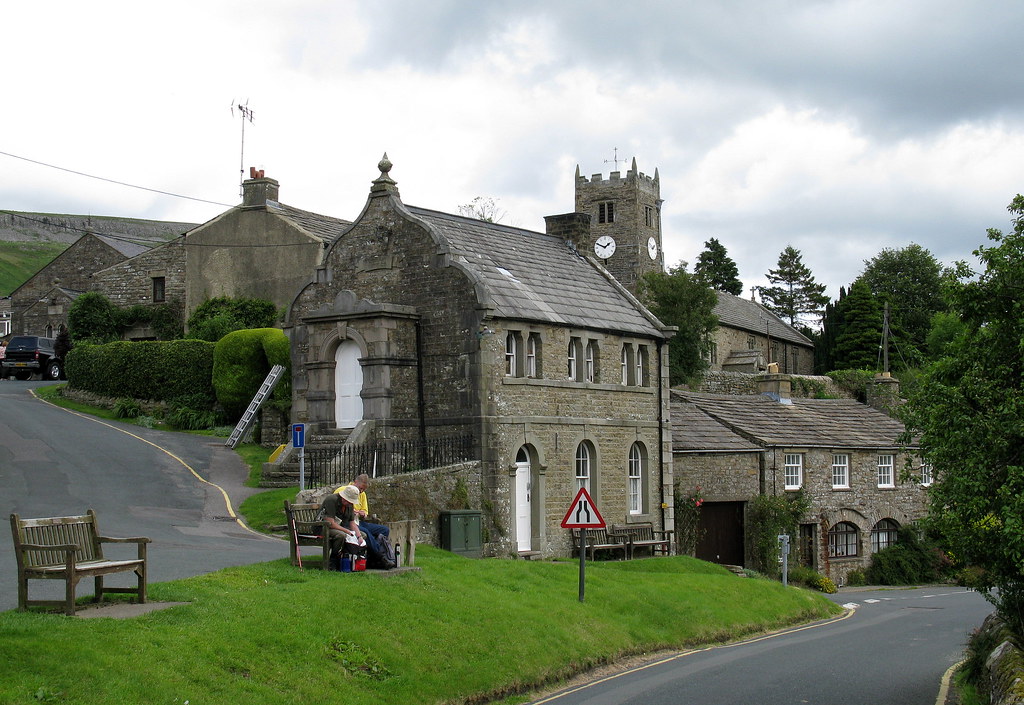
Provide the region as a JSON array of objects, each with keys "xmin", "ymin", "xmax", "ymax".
[
  {"xmin": 857, "ymin": 244, "xmax": 945, "ymax": 364},
  {"xmin": 693, "ymin": 237, "xmax": 743, "ymax": 295},
  {"xmin": 831, "ymin": 279, "xmax": 882, "ymax": 370},
  {"xmin": 186, "ymin": 296, "xmax": 278, "ymax": 342},
  {"xmin": 757, "ymin": 246, "xmax": 829, "ymax": 327},
  {"xmin": 458, "ymin": 196, "xmax": 506, "ymax": 224},
  {"xmin": 637, "ymin": 262, "xmax": 718, "ymax": 386},
  {"xmin": 68, "ymin": 292, "xmax": 121, "ymax": 343},
  {"xmin": 900, "ymin": 196, "xmax": 1024, "ymax": 638}
]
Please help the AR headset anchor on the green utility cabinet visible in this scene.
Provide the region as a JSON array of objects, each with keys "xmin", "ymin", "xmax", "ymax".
[{"xmin": 440, "ymin": 510, "xmax": 482, "ymax": 558}]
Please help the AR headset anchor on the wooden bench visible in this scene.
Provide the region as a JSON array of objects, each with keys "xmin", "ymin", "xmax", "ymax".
[
  {"xmin": 612, "ymin": 522, "xmax": 674, "ymax": 559},
  {"xmin": 10, "ymin": 510, "xmax": 150, "ymax": 616},
  {"xmin": 570, "ymin": 527, "xmax": 629, "ymax": 561},
  {"xmin": 284, "ymin": 500, "xmax": 331, "ymax": 569}
]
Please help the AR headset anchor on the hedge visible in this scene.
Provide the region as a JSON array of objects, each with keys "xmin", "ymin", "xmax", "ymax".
[
  {"xmin": 65, "ymin": 339, "xmax": 216, "ymax": 403},
  {"xmin": 213, "ymin": 328, "xmax": 291, "ymax": 421}
]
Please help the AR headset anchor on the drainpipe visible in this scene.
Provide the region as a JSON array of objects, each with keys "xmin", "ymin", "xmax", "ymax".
[
  {"xmin": 415, "ymin": 319, "xmax": 427, "ymax": 465},
  {"xmin": 657, "ymin": 339, "xmax": 667, "ymax": 537}
]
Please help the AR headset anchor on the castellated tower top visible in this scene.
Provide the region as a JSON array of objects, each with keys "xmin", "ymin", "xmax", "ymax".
[{"xmin": 576, "ymin": 157, "xmax": 660, "ymax": 198}]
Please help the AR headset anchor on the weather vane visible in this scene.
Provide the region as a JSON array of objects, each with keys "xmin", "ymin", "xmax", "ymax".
[
  {"xmin": 231, "ymin": 99, "xmax": 254, "ymax": 197},
  {"xmin": 604, "ymin": 147, "xmax": 625, "ymax": 170}
]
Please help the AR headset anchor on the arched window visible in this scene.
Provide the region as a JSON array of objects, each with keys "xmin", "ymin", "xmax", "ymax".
[
  {"xmin": 568, "ymin": 338, "xmax": 580, "ymax": 380},
  {"xmin": 620, "ymin": 344, "xmax": 632, "ymax": 385},
  {"xmin": 636, "ymin": 345, "xmax": 648, "ymax": 386},
  {"xmin": 585, "ymin": 341, "xmax": 598, "ymax": 382},
  {"xmin": 575, "ymin": 442, "xmax": 592, "ymax": 492},
  {"xmin": 871, "ymin": 519, "xmax": 900, "ymax": 553},
  {"xmin": 505, "ymin": 332, "xmax": 519, "ymax": 377},
  {"xmin": 628, "ymin": 443, "xmax": 646, "ymax": 514},
  {"xmin": 526, "ymin": 334, "xmax": 541, "ymax": 378},
  {"xmin": 828, "ymin": 522, "xmax": 859, "ymax": 557}
]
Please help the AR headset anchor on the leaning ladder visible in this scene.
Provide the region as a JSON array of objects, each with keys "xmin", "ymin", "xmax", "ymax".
[{"xmin": 224, "ymin": 364, "xmax": 285, "ymax": 449}]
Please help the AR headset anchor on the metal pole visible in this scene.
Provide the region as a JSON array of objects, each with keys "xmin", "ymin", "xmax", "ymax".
[
  {"xmin": 579, "ymin": 529, "xmax": 588, "ymax": 602},
  {"xmin": 299, "ymin": 446, "xmax": 306, "ymax": 492}
]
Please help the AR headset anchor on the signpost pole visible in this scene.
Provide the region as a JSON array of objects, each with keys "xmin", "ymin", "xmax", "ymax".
[
  {"xmin": 579, "ymin": 528, "xmax": 587, "ymax": 602},
  {"xmin": 293, "ymin": 424, "xmax": 306, "ymax": 492}
]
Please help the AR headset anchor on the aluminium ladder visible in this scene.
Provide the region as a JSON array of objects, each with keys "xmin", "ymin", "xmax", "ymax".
[{"xmin": 224, "ymin": 364, "xmax": 285, "ymax": 449}]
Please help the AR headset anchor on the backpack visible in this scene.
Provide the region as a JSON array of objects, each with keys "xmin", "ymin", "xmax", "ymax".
[{"xmin": 375, "ymin": 537, "xmax": 397, "ymax": 568}]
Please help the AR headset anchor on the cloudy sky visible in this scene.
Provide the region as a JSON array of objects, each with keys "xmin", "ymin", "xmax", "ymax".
[{"xmin": 4, "ymin": 1, "xmax": 1024, "ymax": 301}]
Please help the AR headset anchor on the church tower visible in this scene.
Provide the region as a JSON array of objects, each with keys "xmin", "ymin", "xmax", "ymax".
[{"xmin": 574, "ymin": 157, "xmax": 664, "ymax": 296}]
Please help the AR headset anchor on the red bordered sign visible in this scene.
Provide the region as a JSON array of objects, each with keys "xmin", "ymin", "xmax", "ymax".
[{"xmin": 560, "ymin": 487, "xmax": 606, "ymax": 529}]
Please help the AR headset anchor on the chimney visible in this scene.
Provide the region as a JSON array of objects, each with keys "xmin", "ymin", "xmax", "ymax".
[
  {"xmin": 759, "ymin": 372, "xmax": 792, "ymax": 404},
  {"xmin": 242, "ymin": 168, "xmax": 279, "ymax": 208},
  {"xmin": 544, "ymin": 212, "xmax": 592, "ymax": 253},
  {"xmin": 867, "ymin": 372, "xmax": 901, "ymax": 416}
]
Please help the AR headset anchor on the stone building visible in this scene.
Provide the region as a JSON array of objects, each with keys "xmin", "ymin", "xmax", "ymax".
[
  {"xmin": 709, "ymin": 292, "xmax": 815, "ymax": 375},
  {"xmin": 9, "ymin": 233, "xmax": 151, "ymax": 335},
  {"xmin": 286, "ymin": 156, "xmax": 676, "ymax": 558},
  {"xmin": 672, "ymin": 375, "xmax": 928, "ymax": 584}
]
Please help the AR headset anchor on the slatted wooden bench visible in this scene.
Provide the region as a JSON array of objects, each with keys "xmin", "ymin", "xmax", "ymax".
[
  {"xmin": 10, "ymin": 510, "xmax": 150, "ymax": 616},
  {"xmin": 285, "ymin": 500, "xmax": 331, "ymax": 569},
  {"xmin": 570, "ymin": 527, "xmax": 629, "ymax": 561},
  {"xmin": 612, "ymin": 522, "xmax": 674, "ymax": 559}
]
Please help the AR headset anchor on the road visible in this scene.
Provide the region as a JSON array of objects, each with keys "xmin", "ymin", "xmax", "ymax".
[
  {"xmin": 532, "ymin": 588, "xmax": 992, "ymax": 705},
  {"xmin": 0, "ymin": 380, "xmax": 284, "ymax": 611}
]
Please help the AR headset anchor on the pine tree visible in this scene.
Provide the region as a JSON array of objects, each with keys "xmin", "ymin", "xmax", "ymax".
[
  {"xmin": 693, "ymin": 238, "xmax": 743, "ymax": 296},
  {"xmin": 757, "ymin": 246, "xmax": 829, "ymax": 327},
  {"xmin": 832, "ymin": 279, "xmax": 882, "ymax": 370}
]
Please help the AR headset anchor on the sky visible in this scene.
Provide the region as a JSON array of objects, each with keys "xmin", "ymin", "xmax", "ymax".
[{"xmin": 4, "ymin": 1, "xmax": 1024, "ymax": 302}]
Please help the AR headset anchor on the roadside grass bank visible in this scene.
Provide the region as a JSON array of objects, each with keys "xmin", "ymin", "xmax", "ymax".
[{"xmin": 0, "ymin": 549, "xmax": 840, "ymax": 705}]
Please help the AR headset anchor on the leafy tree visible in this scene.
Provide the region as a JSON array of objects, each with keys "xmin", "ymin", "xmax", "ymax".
[
  {"xmin": 637, "ymin": 262, "xmax": 718, "ymax": 386},
  {"xmin": 831, "ymin": 279, "xmax": 882, "ymax": 370},
  {"xmin": 857, "ymin": 244, "xmax": 944, "ymax": 362},
  {"xmin": 693, "ymin": 237, "xmax": 743, "ymax": 296},
  {"xmin": 458, "ymin": 196, "xmax": 506, "ymax": 224},
  {"xmin": 68, "ymin": 292, "xmax": 121, "ymax": 343},
  {"xmin": 900, "ymin": 195, "xmax": 1024, "ymax": 638},
  {"xmin": 187, "ymin": 296, "xmax": 277, "ymax": 342},
  {"xmin": 757, "ymin": 246, "xmax": 829, "ymax": 327}
]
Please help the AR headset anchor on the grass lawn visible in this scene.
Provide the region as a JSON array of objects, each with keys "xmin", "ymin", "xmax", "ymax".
[{"xmin": 0, "ymin": 550, "xmax": 840, "ymax": 705}]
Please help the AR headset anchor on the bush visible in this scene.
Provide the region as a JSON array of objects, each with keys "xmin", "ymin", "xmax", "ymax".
[
  {"xmin": 748, "ymin": 491, "xmax": 810, "ymax": 577},
  {"xmin": 213, "ymin": 328, "xmax": 290, "ymax": 421},
  {"xmin": 845, "ymin": 569, "xmax": 867, "ymax": 586},
  {"xmin": 113, "ymin": 398, "xmax": 142, "ymax": 419},
  {"xmin": 788, "ymin": 564, "xmax": 838, "ymax": 593},
  {"xmin": 188, "ymin": 297, "xmax": 278, "ymax": 342},
  {"xmin": 865, "ymin": 526, "xmax": 946, "ymax": 585}
]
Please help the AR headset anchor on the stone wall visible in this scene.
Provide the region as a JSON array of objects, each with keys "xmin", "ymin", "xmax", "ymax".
[
  {"xmin": 711, "ymin": 325, "xmax": 814, "ymax": 376},
  {"xmin": 92, "ymin": 238, "xmax": 187, "ymax": 335},
  {"xmin": 694, "ymin": 370, "xmax": 851, "ymax": 399}
]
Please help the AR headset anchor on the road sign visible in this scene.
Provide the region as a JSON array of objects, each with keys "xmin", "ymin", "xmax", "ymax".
[
  {"xmin": 560, "ymin": 487, "xmax": 606, "ymax": 529},
  {"xmin": 292, "ymin": 423, "xmax": 305, "ymax": 449}
]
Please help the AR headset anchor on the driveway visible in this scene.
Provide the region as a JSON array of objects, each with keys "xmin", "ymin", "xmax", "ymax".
[{"xmin": 0, "ymin": 381, "xmax": 285, "ymax": 611}]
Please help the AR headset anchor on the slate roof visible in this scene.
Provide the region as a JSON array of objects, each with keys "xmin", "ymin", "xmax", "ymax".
[
  {"xmin": 672, "ymin": 390, "xmax": 911, "ymax": 451},
  {"xmin": 94, "ymin": 234, "xmax": 152, "ymax": 259},
  {"xmin": 271, "ymin": 202, "xmax": 351, "ymax": 244},
  {"xmin": 671, "ymin": 400, "xmax": 761, "ymax": 453},
  {"xmin": 713, "ymin": 291, "xmax": 813, "ymax": 347},
  {"xmin": 406, "ymin": 206, "xmax": 665, "ymax": 338}
]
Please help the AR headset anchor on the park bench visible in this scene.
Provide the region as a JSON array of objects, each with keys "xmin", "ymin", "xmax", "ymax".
[
  {"xmin": 10, "ymin": 510, "xmax": 150, "ymax": 616},
  {"xmin": 612, "ymin": 522, "xmax": 674, "ymax": 559},
  {"xmin": 570, "ymin": 527, "xmax": 629, "ymax": 561},
  {"xmin": 284, "ymin": 500, "xmax": 331, "ymax": 569}
]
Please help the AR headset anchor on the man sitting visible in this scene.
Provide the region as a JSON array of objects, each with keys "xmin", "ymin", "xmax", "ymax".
[
  {"xmin": 321, "ymin": 485, "xmax": 365, "ymax": 570},
  {"xmin": 336, "ymin": 473, "xmax": 394, "ymax": 569}
]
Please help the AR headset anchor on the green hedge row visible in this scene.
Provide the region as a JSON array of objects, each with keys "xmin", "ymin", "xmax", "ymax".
[
  {"xmin": 66, "ymin": 339, "xmax": 216, "ymax": 404},
  {"xmin": 213, "ymin": 328, "xmax": 291, "ymax": 419}
]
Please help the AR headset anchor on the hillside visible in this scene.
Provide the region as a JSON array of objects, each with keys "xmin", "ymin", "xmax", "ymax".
[{"xmin": 0, "ymin": 210, "xmax": 196, "ymax": 296}]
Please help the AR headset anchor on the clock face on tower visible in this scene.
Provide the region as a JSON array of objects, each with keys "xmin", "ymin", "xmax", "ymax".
[
  {"xmin": 647, "ymin": 237, "xmax": 658, "ymax": 260},
  {"xmin": 594, "ymin": 235, "xmax": 616, "ymax": 259}
]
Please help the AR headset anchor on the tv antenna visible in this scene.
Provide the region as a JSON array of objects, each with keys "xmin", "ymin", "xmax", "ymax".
[
  {"xmin": 604, "ymin": 147, "xmax": 626, "ymax": 170},
  {"xmin": 230, "ymin": 99, "xmax": 254, "ymax": 197}
]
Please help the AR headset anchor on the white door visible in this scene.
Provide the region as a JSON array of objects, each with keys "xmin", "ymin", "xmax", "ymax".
[
  {"xmin": 334, "ymin": 340, "xmax": 363, "ymax": 428},
  {"xmin": 515, "ymin": 447, "xmax": 532, "ymax": 552}
]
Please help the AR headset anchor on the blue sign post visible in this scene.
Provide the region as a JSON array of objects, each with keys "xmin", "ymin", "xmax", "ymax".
[{"xmin": 293, "ymin": 424, "xmax": 306, "ymax": 490}]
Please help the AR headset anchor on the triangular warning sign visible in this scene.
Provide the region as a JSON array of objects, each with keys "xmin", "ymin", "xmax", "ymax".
[{"xmin": 560, "ymin": 487, "xmax": 606, "ymax": 529}]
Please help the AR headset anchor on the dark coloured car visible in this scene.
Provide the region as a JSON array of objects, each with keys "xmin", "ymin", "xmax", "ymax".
[{"xmin": 1, "ymin": 336, "xmax": 63, "ymax": 380}]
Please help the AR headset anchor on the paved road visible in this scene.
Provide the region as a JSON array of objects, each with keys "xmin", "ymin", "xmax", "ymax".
[
  {"xmin": 531, "ymin": 586, "xmax": 993, "ymax": 705},
  {"xmin": 0, "ymin": 381, "xmax": 284, "ymax": 611}
]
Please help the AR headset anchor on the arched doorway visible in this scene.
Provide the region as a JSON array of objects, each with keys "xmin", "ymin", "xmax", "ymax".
[
  {"xmin": 334, "ymin": 340, "xmax": 363, "ymax": 428},
  {"xmin": 515, "ymin": 446, "xmax": 532, "ymax": 552}
]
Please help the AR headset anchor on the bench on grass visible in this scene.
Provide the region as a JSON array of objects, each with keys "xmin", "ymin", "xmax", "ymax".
[
  {"xmin": 612, "ymin": 522, "xmax": 674, "ymax": 559},
  {"xmin": 10, "ymin": 510, "xmax": 150, "ymax": 616},
  {"xmin": 284, "ymin": 500, "xmax": 331, "ymax": 569},
  {"xmin": 570, "ymin": 527, "xmax": 629, "ymax": 561}
]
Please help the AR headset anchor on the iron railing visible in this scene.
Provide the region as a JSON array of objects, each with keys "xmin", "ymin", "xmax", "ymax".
[{"xmin": 307, "ymin": 434, "xmax": 474, "ymax": 488}]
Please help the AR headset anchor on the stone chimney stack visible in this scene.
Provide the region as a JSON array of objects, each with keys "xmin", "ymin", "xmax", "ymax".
[
  {"xmin": 544, "ymin": 212, "xmax": 592, "ymax": 254},
  {"xmin": 242, "ymin": 167, "xmax": 279, "ymax": 208},
  {"xmin": 758, "ymin": 372, "xmax": 792, "ymax": 404},
  {"xmin": 867, "ymin": 372, "xmax": 901, "ymax": 416}
]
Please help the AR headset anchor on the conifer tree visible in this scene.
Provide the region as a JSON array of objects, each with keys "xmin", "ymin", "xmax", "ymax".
[
  {"xmin": 693, "ymin": 238, "xmax": 743, "ymax": 296},
  {"xmin": 757, "ymin": 245, "xmax": 829, "ymax": 326},
  {"xmin": 831, "ymin": 279, "xmax": 882, "ymax": 370}
]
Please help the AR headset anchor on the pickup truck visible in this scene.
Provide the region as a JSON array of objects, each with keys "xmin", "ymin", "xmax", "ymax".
[{"xmin": 2, "ymin": 335, "xmax": 64, "ymax": 380}]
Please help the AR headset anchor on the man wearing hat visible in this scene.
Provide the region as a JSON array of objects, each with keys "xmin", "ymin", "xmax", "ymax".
[
  {"xmin": 337, "ymin": 474, "xmax": 392, "ymax": 566},
  {"xmin": 321, "ymin": 484, "xmax": 365, "ymax": 570}
]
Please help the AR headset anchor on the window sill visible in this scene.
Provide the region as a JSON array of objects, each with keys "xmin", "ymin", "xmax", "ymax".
[
  {"xmin": 502, "ymin": 377, "xmax": 655, "ymax": 393},
  {"xmin": 831, "ymin": 486, "xmax": 851, "ymax": 491}
]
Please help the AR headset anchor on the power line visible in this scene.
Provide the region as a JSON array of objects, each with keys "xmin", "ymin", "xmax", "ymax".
[
  {"xmin": 0, "ymin": 150, "xmax": 234, "ymax": 208},
  {"xmin": 0, "ymin": 209, "xmax": 184, "ymax": 245}
]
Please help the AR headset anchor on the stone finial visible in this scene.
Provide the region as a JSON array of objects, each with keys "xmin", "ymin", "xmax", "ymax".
[{"xmin": 371, "ymin": 152, "xmax": 399, "ymax": 195}]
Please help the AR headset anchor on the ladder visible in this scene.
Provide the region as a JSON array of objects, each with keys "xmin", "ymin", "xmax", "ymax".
[{"xmin": 224, "ymin": 364, "xmax": 286, "ymax": 449}]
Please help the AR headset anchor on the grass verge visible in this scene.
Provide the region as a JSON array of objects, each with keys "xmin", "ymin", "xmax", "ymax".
[{"xmin": 0, "ymin": 549, "xmax": 840, "ymax": 705}]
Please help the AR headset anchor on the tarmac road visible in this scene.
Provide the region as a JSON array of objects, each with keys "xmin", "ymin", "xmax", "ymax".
[{"xmin": 0, "ymin": 380, "xmax": 284, "ymax": 611}]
